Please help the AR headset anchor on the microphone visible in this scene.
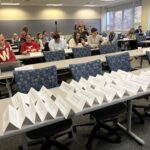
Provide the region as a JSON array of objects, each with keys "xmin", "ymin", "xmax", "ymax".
[{"xmin": 55, "ymin": 21, "xmax": 57, "ymax": 25}]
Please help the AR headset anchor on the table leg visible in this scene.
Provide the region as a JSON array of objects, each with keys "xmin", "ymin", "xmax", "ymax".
[
  {"xmin": 19, "ymin": 134, "xmax": 28, "ymax": 150},
  {"xmin": 140, "ymin": 56, "xmax": 143, "ymax": 68},
  {"xmin": 118, "ymin": 100, "xmax": 145, "ymax": 145},
  {"xmin": 6, "ymin": 79, "xmax": 12, "ymax": 97}
]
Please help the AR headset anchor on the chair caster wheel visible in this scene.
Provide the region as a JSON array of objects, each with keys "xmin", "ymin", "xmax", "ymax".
[
  {"xmin": 115, "ymin": 137, "xmax": 121, "ymax": 143},
  {"xmin": 73, "ymin": 126, "xmax": 77, "ymax": 132},
  {"xmin": 18, "ymin": 145, "xmax": 23, "ymax": 150},
  {"xmin": 86, "ymin": 143, "xmax": 92, "ymax": 150}
]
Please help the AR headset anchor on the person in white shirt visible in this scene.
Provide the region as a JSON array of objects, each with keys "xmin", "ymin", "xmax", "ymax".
[
  {"xmin": 48, "ymin": 33, "xmax": 67, "ymax": 51},
  {"xmin": 87, "ymin": 28, "xmax": 104, "ymax": 48},
  {"xmin": 69, "ymin": 32, "xmax": 85, "ymax": 48}
]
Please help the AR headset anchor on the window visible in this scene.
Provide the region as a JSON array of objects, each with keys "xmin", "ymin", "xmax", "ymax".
[
  {"xmin": 114, "ymin": 11, "xmax": 122, "ymax": 31},
  {"xmin": 134, "ymin": 6, "xmax": 142, "ymax": 26},
  {"xmin": 123, "ymin": 8, "xmax": 133, "ymax": 30},
  {"xmin": 106, "ymin": 11, "xmax": 114, "ymax": 31},
  {"xmin": 106, "ymin": 5, "xmax": 142, "ymax": 32}
]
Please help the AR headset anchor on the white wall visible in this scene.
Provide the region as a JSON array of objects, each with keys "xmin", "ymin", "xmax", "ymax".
[{"xmin": 0, "ymin": 6, "xmax": 101, "ymax": 20}]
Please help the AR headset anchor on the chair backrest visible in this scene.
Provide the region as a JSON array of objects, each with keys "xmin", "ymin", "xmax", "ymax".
[
  {"xmin": 100, "ymin": 44, "xmax": 120, "ymax": 54},
  {"xmin": 136, "ymin": 35, "xmax": 146, "ymax": 42},
  {"xmin": 43, "ymin": 50, "xmax": 65, "ymax": 62},
  {"xmin": 72, "ymin": 47, "xmax": 91, "ymax": 58},
  {"xmin": 106, "ymin": 52, "xmax": 131, "ymax": 72},
  {"xmin": 69, "ymin": 60, "xmax": 103, "ymax": 81},
  {"xmin": 14, "ymin": 66, "xmax": 59, "ymax": 93},
  {"xmin": 146, "ymin": 51, "xmax": 150, "ymax": 64}
]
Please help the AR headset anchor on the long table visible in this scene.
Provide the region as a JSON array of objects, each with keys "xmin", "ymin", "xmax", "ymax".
[
  {"xmin": 0, "ymin": 68, "xmax": 149, "ymax": 150},
  {"xmin": 1, "ymin": 48, "xmax": 150, "ymax": 97}
]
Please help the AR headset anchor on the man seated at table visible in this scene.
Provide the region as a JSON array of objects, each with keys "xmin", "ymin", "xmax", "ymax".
[
  {"xmin": 21, "ymin": 34, "xmax": 40, "ymax": 55},
  {"xmin": 48, "ymin": 32, "xmax": 67, "ymax": 51},
  {"xmin": 87, "ymin": 28, "xmax": 104, "ymax": 48},
  {"xmin": 0, "ymin": 33, "xmax": 16, "ymax": 62}
]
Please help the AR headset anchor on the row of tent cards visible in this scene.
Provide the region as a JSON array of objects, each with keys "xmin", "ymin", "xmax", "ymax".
[
  {"xmin": 1, "ymin": 86, "xmax": 74, "ymax": 134},
  {"xmin": 1, "ymin": 70, "xmax": 150, "ymax": 135}
]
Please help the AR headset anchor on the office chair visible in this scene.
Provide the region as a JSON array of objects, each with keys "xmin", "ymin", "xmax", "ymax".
[
  {"xmin": 100, "ymin": 43, "xmax": 120, "ymax": 54},
  {"xmin": 72, "ymin": 47, "xmax": 91, "ymax": 58},
  {"xmin": 136, "ymin": 35, "xmax": 147, "ymax": 47},
  {"xmin": 14, "ymin": 66, "xmax": 72, "ymax": 150},
  {"xmin": 43, "ymin": 50, "xmax": 65, "ymax": 62},
  {"xmin": 106, "ymin": 52, "xmax": 150, "ymax": 123},
  {"xmin": 69, "ymin": 60, "xmax": 126, "ymax": 149},
  {"xmin": 43, "ymin": 51, "xmax": 71, "ymax": 83}
]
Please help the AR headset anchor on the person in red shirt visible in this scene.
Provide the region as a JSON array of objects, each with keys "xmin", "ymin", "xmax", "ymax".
[
  {"xmin": 21, "ymin": 34, "xmax": 40, "ymax": 55},
  {"xmin": 0, "ymin": 33, "xmax": 16, "ymax": 62}
]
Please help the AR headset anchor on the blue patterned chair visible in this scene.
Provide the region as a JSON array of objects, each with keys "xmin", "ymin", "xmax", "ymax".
[
  {"xmin": 136, "ymin": 35, "xmax": 147, "ymax": 47},
  {"xmin": 43, "ymin": 50, "xmax": 65, "ymax": 62},
  {"xmin": 106, "ymin": 52, "xmax": 131, "ymax": 72},
  {"xmin": 100, "ymin": 44, "xmax": 120, "ymax": 54},
  {"xmin": 69, "ymin": 60, "xmax": 103, "ymax": 81},
  {"xmin": 72, "ymin": 47, "xmax": 91, "ymax": 58},
  {"xmin": 146, "ymin": 51, "xmax": 150, "ymax": 64},
  {"xmin": 69, "ymin": 60, "xmax": 125, "ymax": 149},
  {"xmin": 15, "ymin": 66, "xmax": 72, "ymax": 150}
]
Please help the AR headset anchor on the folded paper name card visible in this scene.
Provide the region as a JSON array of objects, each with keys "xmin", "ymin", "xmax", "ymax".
[{"xmin": 2, "ymin": 105, "xmax": 22, "ymax": 134}]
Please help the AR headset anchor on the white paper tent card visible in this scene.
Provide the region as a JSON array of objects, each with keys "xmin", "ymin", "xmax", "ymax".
[
  {"xmin": 29, "ymin": 52, "xmax": 42, "ymax": 57},
  {"xmin": 34, "ymin": 98, "xmax": 53, "ymax": 122},
  {"xmin": 105, "ymin": 83, "xmax": 128, "ymax": 98},
  {"xmin": 85, "ymin": 87, "xmax": 105, "ymax": 105},
  {"xmin": 76, "ymin": 89, "xmax": 98, "ymax": 107},
  {"xmin": 15, "ymin": 65, "xmax": 34, "ymax": 71},
  {"xmin": 11, "ymin": 92, "xmax": 30, "ymax": 108},
  {"xmin": 95, "ymin": 86, "xmax": 117, "ymax": 103},
  {"xmin": 88, "ymin": 76, "xmax": 106, "ymax": 87},
  {"xmin": 66, "ymin": 93, "xmax": 89, "ymax": 113},
  {"xmin": 60, "ymin": 81, "xmax": 75, "ymax": 94},
  {"xmin": 70, "ymin": 80, "xmax": 84, "ymax": 91},
  {"xmin": 114, "ymin": 79, "xmax": 142, "ymax": 95},
  {"xmin": 39, "ymin": 86, "xmax": 63, "ymax": 119},
  {"xmin": 28, "ymin": 88, "xmax": 42, "ymax": 105},
  {"xmin": 2, "ymin": 105, "xmax": 22, "ymax": 134},
  {"xmin": 55, "ymin": 96, "xmax": 73, "ymax": 119},
  {"xmin": 78, "ymin": 78, "xmax": 92, "ymax": 89},
  {"xmin": 97, "ymin": 74, "xmax": 113, "ymax": 84}
]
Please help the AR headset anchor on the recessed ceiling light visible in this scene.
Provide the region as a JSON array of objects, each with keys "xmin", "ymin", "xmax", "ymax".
[
  {"xmin": 46, "ymin": 4, "xmax": 63, "ymax": 6},
  {"xmin": 1, "ymin": 3, "xmax": 20, "ymax": 5}
]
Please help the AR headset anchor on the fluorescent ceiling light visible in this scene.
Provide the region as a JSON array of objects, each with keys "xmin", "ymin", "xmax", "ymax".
[
  {"xmin": 101, "ymin": 0, "xmax": 116, "ymax": 1},
  {"xmin": 84, "ymin": 5, "xmax": 97, "ymax": 7},
  {"xmin": 1, "ymin": 3, "xmax": 20, "ymax": 5},
  {"xmin": 46, "ymin": 4, "xmax": 63, "ymax": 6}
]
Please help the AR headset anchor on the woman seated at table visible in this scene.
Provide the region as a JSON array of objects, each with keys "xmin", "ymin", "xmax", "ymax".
[
  {"xmin": 68, "ymin": 32, "xmax": 86, "ymax": 48},
  {"xmin": 21, "ymin": 34, "xmax": 40, "ymax": 55},
  {"xmin": 108, "ymin": 31, "xmax": 118, "ymax": 44},
  {"xmin": 0, "ymin": 33, "xmax": 16, "ymax": 62},
  {"xmin": 35, "ymin": 32, "xmax": 44, "ymax": 51},
  {"xmin": 48, "ymin": 32, "xmax": 67, "ymax": 51},
  {"xmin": 126, "ymin": 27, "xmax": 137, "ymax": 50}
]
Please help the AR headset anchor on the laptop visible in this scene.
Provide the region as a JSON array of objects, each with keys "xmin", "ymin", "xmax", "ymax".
[{"xmin": 0, "ymin": 61, "xmax": 22, "ymax": 72}]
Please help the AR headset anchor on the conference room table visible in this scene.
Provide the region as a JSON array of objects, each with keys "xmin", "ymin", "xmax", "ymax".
[
  {"xmin": 1, "ymin": 47, "xmax": 150, "ymax": 97},
  {"xmin": 15, "ymin": 48, "xmax": 100, "ymax": 61},
  {"xmin": 0, "ymin": 67, "xmax": 149, "ymax": 150}
]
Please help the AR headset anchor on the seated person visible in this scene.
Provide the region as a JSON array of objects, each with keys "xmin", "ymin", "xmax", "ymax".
[
  {"xmin": 35, "ymin": 32, "xmax": 44, "ymax": 51},
  {"xmin": 21, "ymin": 34, "xmax": 40, "ymax": 55},
  {"xmin": 69, "ymin": 32, "xmax": 86, "ymax": 48},
  {"xmin": 48, "ymin": 33, "xmax": 67, "ymax": 51},
  {"xmin": 126, "ymin": 27, "xmax": 136, "ymax": 40},
  {"xmin": 12, "ymin": 33, "xmax": 21, "ymax": 47},
  {"xmin": 108, "ymin": 31, "xmax": 118, "ymax": 44},
  {"xmin": 0, "ymin": 33, "xmax": 16, "ymax": 62},
  {"xmin": 87, "ymin": 27, "xmax": 104, "ymax": 48},
  {"xmin": 135, "ymin": 25, "xmax": 143, "ymax": 35}
]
